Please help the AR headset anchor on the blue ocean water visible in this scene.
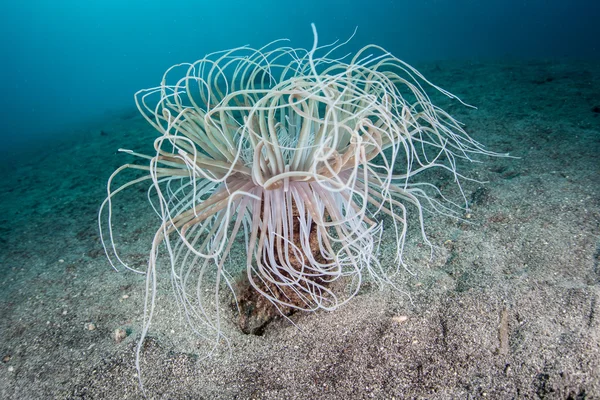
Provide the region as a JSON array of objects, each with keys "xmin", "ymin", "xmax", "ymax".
[{"xmin": 0, "ymin": 0, "xmax": 598, "ymax": 159}]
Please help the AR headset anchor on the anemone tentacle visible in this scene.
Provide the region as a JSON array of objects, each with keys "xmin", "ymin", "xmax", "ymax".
[{"xmin": 99, "ymin": 26, "xmax": 504, "ymax": 391}]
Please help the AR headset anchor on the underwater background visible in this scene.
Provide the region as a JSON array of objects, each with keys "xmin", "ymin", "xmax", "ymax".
[
  {"xmin": 1, "ymin": 0, "xmax": 600, "ymax": 399},
  {"xmin": 1, "ymin": 0, "xmax": 598, "ymax": 162}
]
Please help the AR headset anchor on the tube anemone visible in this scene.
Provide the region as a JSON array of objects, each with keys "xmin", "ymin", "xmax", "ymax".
[{"xmin": 99, "ymin": 25, "xmax": 503, "ymax": 385}]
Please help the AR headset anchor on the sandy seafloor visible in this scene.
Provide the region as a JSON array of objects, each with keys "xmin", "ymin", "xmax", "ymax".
[{"xmin": 0, "ymin": 59, "xmax": 599, "ymax": 399}]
